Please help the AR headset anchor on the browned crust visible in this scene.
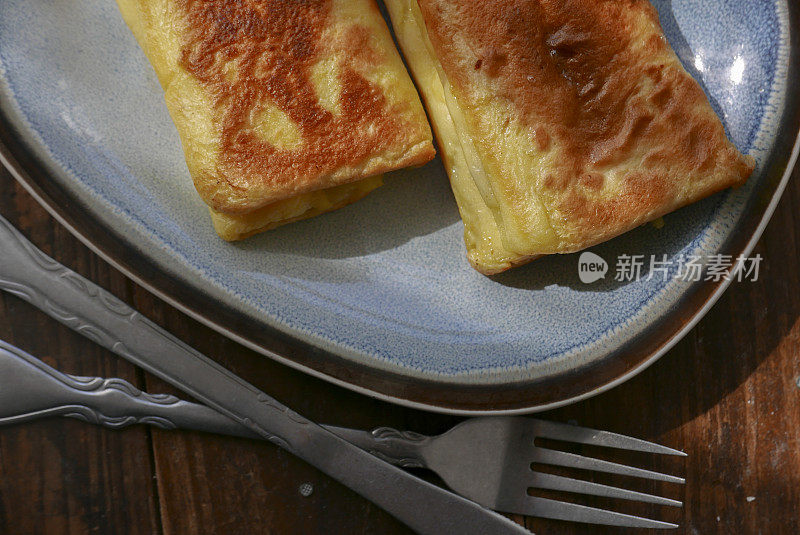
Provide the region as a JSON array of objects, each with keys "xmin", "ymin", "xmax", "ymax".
[
  {"xmin": 416, "ymin": 0, "xmax": 754, "ymax": 252},
  {"xmin": 176, "ymin": 0, "xmax": 434, "ymax": 214}
]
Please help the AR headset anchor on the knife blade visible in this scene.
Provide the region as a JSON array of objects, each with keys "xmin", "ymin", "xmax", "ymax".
[{"xmin": 0, "ymin": 213, "xmax": 529, "ymax": 535}]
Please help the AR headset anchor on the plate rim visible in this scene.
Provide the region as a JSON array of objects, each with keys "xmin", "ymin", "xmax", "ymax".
[{"xmin": 1, "ymin": 2, "xmax": 798, "ymax": 415}]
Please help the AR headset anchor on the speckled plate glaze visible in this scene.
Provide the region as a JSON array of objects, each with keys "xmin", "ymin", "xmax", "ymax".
[{"xmin": 0, "ymin": 1, "xmax": 798, "ymax": 414}]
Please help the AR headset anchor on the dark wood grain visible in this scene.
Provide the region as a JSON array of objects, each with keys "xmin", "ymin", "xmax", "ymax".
[
  {"xmin": 1, "ymin": 155, "xmax": 799, "ymax": 534},
  {"xmin": 0, "ymin": 176, "xmax": 161, "ymax": 535}
]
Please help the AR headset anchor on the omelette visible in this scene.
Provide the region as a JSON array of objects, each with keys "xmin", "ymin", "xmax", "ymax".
[
  {"xmin": 116, "ymin": 0, "xmax": 435, "ymax": 240},
  {"xmin": 384, "ymin": 0, "xmax": 755, "ymax": 274}
]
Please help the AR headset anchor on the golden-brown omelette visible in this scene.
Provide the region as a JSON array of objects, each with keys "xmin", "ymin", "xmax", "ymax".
[
  {"xmin": 385, "ymin": 0, "xmax": 755, "ymax": 274},
  {"xmin": 116, "ymin": 0, "xmax": 435, "ymax": 239}
]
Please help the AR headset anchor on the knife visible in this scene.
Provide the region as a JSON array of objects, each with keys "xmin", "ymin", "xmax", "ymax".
[{"xmin": 0, "ymin": 213, "xmax": 529, "ymax": 535}]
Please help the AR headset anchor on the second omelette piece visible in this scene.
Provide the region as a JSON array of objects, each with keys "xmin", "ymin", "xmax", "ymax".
[
  {"xmin": 385, "ymin": 0, "xmax": 755, "ymax": 274},
  {"xmin": 116, "ymin": 0, "xmax": 435, "ymax": 240}
]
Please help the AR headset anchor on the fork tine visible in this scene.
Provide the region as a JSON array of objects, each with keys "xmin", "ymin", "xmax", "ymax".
[
  {"xmin": 530, "ymin": 472, "xmax": 682, "ymax": 506},
  {"xmin": 534, "ymin": 420, "xmax": 687, "ymax": 456},
  {"xmin": 532, "ymin": 447, "xmax": 685, "ymax": 483},
  {"xmin": 506, "ymin": 496, "xmax": 679, "ymax": 529}
]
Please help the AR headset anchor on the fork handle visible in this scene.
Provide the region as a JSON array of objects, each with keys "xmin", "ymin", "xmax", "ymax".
[
  {"xmin": 0, "ymin": 341, "xmax": 431, "ymax": 470},
  {"xmin": 323, "ymin": 425, "xmax": 432, "ymax": 469}
]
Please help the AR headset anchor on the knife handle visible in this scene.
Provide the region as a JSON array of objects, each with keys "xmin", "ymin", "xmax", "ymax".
[{"xmin": 0, "ymin": 214, "xmax": 529, "ymax": 535}]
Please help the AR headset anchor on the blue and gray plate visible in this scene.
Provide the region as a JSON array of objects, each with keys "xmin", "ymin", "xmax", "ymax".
[{"xmin": 0, "ymin": 0, "xmax": 797, "ymax": 413}]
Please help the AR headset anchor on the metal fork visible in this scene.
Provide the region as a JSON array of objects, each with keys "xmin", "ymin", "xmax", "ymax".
[
  {"xmin": 335, "ymin": 417, "xmax": 685, "ymax": 529},
  {"xmin": 0, "ymin": 339, "xmax": 684, "ymax": 529}
]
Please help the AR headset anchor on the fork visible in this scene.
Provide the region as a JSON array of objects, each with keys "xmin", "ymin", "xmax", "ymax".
[{"xmin": 0, "ymin": 339, "xmax": 685, "ymax": 529}]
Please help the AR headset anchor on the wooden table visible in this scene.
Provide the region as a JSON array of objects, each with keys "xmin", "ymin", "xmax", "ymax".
[{"xmin": 1, "ymin": 159, "xmax": 798, "ymax": 535}]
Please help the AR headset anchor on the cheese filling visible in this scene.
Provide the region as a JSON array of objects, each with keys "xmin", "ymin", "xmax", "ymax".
[
  {"xmin": 385, "ymin": 0, "xmax": 556, "ymax": 273},
  {"xmin": 210, "ymin": 176, "xmax": 383, "ymax": 241}
]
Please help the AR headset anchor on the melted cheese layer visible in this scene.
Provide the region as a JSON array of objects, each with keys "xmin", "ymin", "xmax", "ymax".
[
  {"xmin": 386, "ymin": 0, "xmax": 548, "ymax": 273},
  {"xmin": 210, "ymin": 176, "xmax": 383, "ymax": 241}
]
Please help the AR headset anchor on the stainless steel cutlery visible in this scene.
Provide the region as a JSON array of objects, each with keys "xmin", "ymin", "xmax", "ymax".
[
  {"xmin": 0, "ymin": 213, "xmax": 685, "ymax": 530},
  {"xmin": 0, "ymin": 214, "xmax": 528, "ymax": 535},
  {"xmin": 0, "ymin": 338, "xmax": 684, "ymax": 529}
]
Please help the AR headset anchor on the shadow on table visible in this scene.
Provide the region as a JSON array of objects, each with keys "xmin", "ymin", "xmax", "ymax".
[{"xmin": 539, "ymin": 179, "xmax": 799, "ymax": 438}]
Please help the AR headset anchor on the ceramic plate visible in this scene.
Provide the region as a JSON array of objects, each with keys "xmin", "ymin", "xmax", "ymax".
[{"xmin": 1, "ymin": 1, "xmax": 798, "ymax": 413}]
